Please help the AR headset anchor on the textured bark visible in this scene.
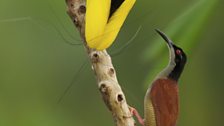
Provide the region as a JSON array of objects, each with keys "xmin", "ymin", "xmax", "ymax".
[{"xmin": 65, "ymin": 0, "xmax": 135, "ymax": 126}]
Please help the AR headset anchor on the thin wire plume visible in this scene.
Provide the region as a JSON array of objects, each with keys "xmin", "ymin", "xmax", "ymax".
[
  {"xmin": 111, "ymin": 26, "xmax": 142, "ymax": 56},
  {"xmin": 47, "ymin": 0, "xmax": 83, "ymax": 45},
  {"xmin": 57, "ymin": 60, "xmax": 88, "ymax": 104}
]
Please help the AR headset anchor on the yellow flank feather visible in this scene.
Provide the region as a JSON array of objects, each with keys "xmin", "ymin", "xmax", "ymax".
[
  {"xmin": 85, "ymin": 0, "xmax": 111, "ymax": 48},
  {"xmin": 85, "ymin": 0, "xmax": 136, "ymax": 50}
]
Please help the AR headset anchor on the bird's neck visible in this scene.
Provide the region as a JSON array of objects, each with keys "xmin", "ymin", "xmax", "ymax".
[
  {"xmin": 156, "ymin": 61, "xmax": 176, "ymax": 80},
  {"xmin": 168, "ymin": 61, "xmax": 185, "ymax": 81},
  {"xmin": 157, "ymin": 60, "xmax": 184, "ymax": 81}
]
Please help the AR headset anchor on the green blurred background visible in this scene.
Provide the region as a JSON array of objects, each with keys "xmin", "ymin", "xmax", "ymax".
[{"xmin": 0, "ymin": 0, "xmax": 223, "ymax": 126}]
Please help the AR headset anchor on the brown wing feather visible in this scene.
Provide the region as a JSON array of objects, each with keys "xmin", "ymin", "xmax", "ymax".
[{"xmin": 150, "ymin": 79, "xmax": 179, "ymax": 126}]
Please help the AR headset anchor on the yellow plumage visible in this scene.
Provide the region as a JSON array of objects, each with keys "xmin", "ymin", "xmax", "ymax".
[{"xmin": 85, "ymin": 0, "xmax": 136, "ymax": 50}]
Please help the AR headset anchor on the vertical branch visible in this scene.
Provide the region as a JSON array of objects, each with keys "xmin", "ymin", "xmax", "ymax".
[{"xmin": 65, "ymin": 0, "xmax": 135, "ymax": 126}]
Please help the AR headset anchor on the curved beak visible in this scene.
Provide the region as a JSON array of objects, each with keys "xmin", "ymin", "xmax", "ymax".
[
  {"xmin": 155, "ymin": 29, "xmax": 173, "ymax": 48},
  {"xmin": 155, "ymin": 29, "xmax": 176, "ymax": 64}
]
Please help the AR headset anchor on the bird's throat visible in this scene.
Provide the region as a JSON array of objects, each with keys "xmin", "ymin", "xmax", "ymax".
[{"xmin": 168, "ymin": 61, "xmax": 185, "ymax": 81}]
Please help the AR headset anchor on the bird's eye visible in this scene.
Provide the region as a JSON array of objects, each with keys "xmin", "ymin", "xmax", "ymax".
[{"xmin": 176, "ymin": 49, "xmax": 182, "ymax": 55}]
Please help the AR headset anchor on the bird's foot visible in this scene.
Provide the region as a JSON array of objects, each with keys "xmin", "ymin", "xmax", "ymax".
[{"xmin": 129, "ymin": 106, "xmax": 145, "ymax": 126}]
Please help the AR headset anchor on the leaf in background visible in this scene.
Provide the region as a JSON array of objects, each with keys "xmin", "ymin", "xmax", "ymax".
[{"xmin": 142, "ymin": 0, "xmax": 219, "ymax": 87}]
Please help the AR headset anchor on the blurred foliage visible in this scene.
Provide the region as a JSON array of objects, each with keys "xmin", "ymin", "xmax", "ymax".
[
  {"xmin": 0, "ymin": 0, "xmax": 223, "ymax": 126},
  {"xmin": 142, "ymin": 0, "xmax": 218, "ymax": 86}
]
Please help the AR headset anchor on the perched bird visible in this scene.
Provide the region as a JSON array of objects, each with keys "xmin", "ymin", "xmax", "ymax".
[
  {"xmin": 144, "ymin": 29, "xmax": 187, "ymax": 126},
  {"xmin": 85, "ymin": 0, "xmax": 136, "ymax": 50},
  {"xmin": 130, "ymin": 29, "xmax": 187, "ymax": 126}
]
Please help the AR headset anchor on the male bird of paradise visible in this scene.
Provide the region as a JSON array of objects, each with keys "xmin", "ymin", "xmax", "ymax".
[{"xmin": 85, "ymin": 0, "xmax": 136, "ymax": 50}]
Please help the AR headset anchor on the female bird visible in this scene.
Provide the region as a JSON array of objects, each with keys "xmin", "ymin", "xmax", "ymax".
[
  {"xmin": 85, "ymin": 0, "xmax": 136, "ymax": 50},
  {"xmin": 130, "ymin": 29, "xmax": 187, "ymax": 126},
  {"xmin": 143, "ymin": 29, "xmax": 187, "ymax": 126}
]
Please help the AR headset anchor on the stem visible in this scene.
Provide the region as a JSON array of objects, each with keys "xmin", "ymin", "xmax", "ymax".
[{"xmin": 65, "ymin": 0, "xmax": 136, "ymax": 126}]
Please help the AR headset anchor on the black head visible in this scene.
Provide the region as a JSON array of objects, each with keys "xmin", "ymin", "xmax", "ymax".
[
  {"xmin": 172, "ymin": 44, "xmax": 187, "ymax": 67},
  {"xmin": 155, "ymin": 29, "xmax": 187, "ymax": 81}
]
